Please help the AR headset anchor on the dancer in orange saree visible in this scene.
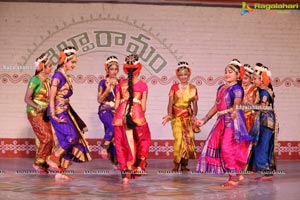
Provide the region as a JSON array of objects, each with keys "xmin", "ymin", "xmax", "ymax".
[
  {"xmin": 24, "ymin": 53, "xmax": 54, "ymax": 174},
  {"xmin": 162, "ymin": 61, "xmax": 199, "ymax": 172},
  {"xmin": 240, "ymin": 64, "xmax": 257, "ymax": 132},
  {"xmin": 112, "ymin": 54, "xmax": 151, "ymax": 184},
  {"xmin": 240, "ymin": 64, "xmax": 257, "ymax": 176}
]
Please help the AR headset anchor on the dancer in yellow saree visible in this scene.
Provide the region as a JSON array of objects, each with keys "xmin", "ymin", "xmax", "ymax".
[{"xmin": 162, "ymin": 61, "xmax": 199, "ymax": 172}]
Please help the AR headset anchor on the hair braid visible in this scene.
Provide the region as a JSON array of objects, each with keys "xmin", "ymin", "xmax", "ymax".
[{"xmin": 126, "ymin": 68, "xmax": 137, "ymax": 129}]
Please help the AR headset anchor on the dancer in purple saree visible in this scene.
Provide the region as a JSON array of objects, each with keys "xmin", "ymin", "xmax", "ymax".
[
  {"xmin": 196, "ymin": 60, "xmax": 250, "ymax": 187},
  {"xmin": 47, "ymin": 46, "xmax": 92, "ymax": 180},
  {"xmin": 97, "ymin": 56, "xmax": 119, "ymax": 168}
]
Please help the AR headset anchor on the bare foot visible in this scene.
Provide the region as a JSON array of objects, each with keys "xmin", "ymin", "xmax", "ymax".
[
  {"xmin": 55, "ymin": 173, "xmax": 73, "ymax": 180},
  {"xmin": 221, "ymin": 180, "xmax": 239, "ymax": 187},
  {"xmin": 122, "ymin": 178, "xmax": 129, "ymax": 185},
  {"xmin": 100, "ymin": 148, "xmax": 108, "ymax": 159},
  {"xmin": 47, "ymin": 160, "xmax": 61, "ymax": 172},
  {"xmin": 32, "ymin": 164, "xmax": 48, "ymax": 175}
]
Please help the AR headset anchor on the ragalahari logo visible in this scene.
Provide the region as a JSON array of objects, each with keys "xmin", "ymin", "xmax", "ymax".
[
  {"xmin": 241, "ymin": 2, "xmax": 299, "ymax": 15},
  {"xmin": 241, "ymin": 2, "xmax": 254, "ymax": 16}
]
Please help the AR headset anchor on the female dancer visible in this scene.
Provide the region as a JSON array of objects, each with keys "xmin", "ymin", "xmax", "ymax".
[
  {"xmin": 239, "ymin": 64, "xmax": 257, "ymax": 176},
  {"xmin": 196, "ymin": 61, "xmax": 250, "ymax": 187},
  {"xmin": 248, "ymin": 63, "xmax": 279, "ymax": 180},
  {"xmin": 240, "ymin": 64, "xmax": 257, "ymax": 132},
  {"xmin": 47, "ymin": 46, "xmax": 92, "ymax": 179},
  {"xmin": 24, "ymin": 53, "xmax": 54, "ymax": 174},
  {"xmin": 162, "ymin": 61, "xmax": 199, "ymax": 172},
  {"xmin": 97, "ymin": 56, "xmax": 119, "ymax": 168},
  {"xmin": 112, "ymin": 54, "xmax": 151, "ymax": 184}
]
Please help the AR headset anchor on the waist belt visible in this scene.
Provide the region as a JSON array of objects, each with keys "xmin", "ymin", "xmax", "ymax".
[
  {"xmin": 120, "ymin": 98, "xmax": 141, "ymax": 104},
  {"xmin": 217, "ymin": 108, "xmax": 233, "ymax": 116},
  {"xmin": 103, "ymin": 101, "xmax": 115, "ymax": 107}
]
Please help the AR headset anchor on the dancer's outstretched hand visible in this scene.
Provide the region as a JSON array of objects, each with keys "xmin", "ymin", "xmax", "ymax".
[
  {"xmin": 162, "ymin": 115, "xmax": 172, "ymax": 126},
  {"xmin": 195, "ymin": 119, "xmax": 205, "ymax": 127}
]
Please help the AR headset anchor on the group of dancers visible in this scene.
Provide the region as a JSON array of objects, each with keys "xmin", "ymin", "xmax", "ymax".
[
  {"xmin": 24, "ymin": 46, "xmax": 279, "ymax": 186},
  {"xmin": 162, "ymin": 59, "xmax": 279, "ymax": 187}
]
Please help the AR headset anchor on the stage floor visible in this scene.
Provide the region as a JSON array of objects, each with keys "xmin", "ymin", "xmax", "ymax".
[{"xmin": 0, "ymin": 158, "xmax": 299, "ymax": 200}]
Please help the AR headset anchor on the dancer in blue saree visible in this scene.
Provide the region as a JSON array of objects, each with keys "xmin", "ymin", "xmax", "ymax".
[{"xmin": 247, "ymin": 63, "xmax": 279, "ymax": 181}]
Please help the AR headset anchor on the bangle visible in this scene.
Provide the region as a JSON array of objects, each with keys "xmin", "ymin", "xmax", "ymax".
[{"xmin": 202, "ymin": 118, "xmax": 207, "ymax": 124}]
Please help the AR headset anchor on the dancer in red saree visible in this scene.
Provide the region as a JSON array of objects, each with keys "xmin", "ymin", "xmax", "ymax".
[{"xmin": 112, "ymin": 54, "xmax": 151, "ymax": 184}]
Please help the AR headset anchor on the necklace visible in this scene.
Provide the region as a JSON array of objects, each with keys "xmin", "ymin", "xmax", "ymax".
[
  {"xmin": 106, "ymin": 78, "xmax": 116, "ymax": 101},
  {"xmin": 225, "ymin": 81, "xmax": 237, "ymax": 87},
  {"xmin": 216, "ymin": 85, "xmax": 228, "ymax": 104},
  {"xmin": 59, "ymin": 68, "xmax": 73, "ymax": 90},
  {"xmin": 37, "ymin": 73, "xmax": 45, "ymax": 81},
  {"xmin": 180, "ymin": 83, "xmax": 189, "ymax": 93}
]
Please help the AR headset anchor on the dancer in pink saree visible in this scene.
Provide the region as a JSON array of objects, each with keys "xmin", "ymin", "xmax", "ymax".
[
  {"xmin": 196, "ymin": 60, "xmax": 250, "ymax": 187},
  {"xmin": 112, "ymin": 54, "xmax": 151, "ymax": 184}
]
